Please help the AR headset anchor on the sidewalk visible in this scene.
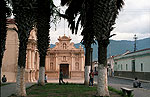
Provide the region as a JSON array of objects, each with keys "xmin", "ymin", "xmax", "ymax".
[
  {"xmin": 1, "ymin": 83, "xmax": 35, "ymax": 97},
  {"xmin": 114, "ymin": 76, "xmax": 150, "ymax": 83},
  {"xmin": 94, "ymin": 76, "xmax": 150, "ymax": 97},
  {"xmin": 47, "ymin": 78, "xmax": 84, "ymax": 84},
  {"xmin": 109, "ymin": 83, "xmax": 150, "ymax": 97}
]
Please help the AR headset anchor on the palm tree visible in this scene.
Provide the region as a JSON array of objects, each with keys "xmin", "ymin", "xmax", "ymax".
[
  {"xmin": 0, "ymin": 0, "xmax": 11, "ymax": 85},
  {"xmin": 80, "ymin": 0, "xmax": 95, "ymax": 85},
  {"xmin": 11, "ymin": 0, "xmax": 37, "ymax": 96},
  {"xmin": 36, "ymin": 0, "xmax": 58, "ymax": 86},
  {"xmin": 36, "ymin": 0, "xmax": 50, "ymax": 86},
  {"xmin": 61, "ymin": 0, "xmax": 124, "ymax": 96},
  {"xmin": 60, "ymin": 0, "xmax": 95, "ymax": 85},
  {"xmin": 93, "ymin": 0, "xmax": 124, "ymax": 96}
]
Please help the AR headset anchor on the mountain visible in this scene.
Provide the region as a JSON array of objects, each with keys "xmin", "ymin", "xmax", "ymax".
[{"xmin": 50, "ymin": 38, "xmax": 150, "ymax": 61}]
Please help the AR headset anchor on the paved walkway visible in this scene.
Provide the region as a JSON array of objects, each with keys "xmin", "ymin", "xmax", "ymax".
[
  {"xmin": 1, "ymin": 83, "xmax": 35, "ymax": 97},
  {"xmin": 1, "ymin": 79, "xmax": 84, "ymax": 97},
  {"xmin": 1, "ymin": 77, "xmax": 150, "ymax": 97},
  {"xmin": 109, "ymin": 83, "xmax": 150, "ymax": 97},
  {"xmin": 47, "ymin": 78, "xmax": 84, "ymax": 84},
  {"xmin": 94, "ymin": 76, "xmax": 150, "ymax": 97}
]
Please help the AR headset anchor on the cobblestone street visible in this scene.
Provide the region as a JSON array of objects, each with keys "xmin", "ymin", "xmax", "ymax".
[{"xmin": 94, "ymin": 76, "xmax": 150, "ymax": 97}]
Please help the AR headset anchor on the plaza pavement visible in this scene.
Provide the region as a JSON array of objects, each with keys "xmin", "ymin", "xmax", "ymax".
[
  {"xmin": 109, "ymin": 83, "xmax": 150, "ymax": 97},
  {"xmin": 94, "ymin": 76, "xmax": 150, "ymax": 97},
  {"xmin": 1, "ymin": 83, "xmax": 34, "ymax": 97},
  {"xmin": 0, "ymin": 79, "xmax": 84, "ymax": 97},
  {"xmin": 1, "ymin": 77, "xmax": 150, "ymax": 97}
]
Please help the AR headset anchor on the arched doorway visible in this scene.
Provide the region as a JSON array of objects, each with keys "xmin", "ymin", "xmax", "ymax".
[{"xmin": 60, "ymin": 64, "xmax": 69, "ymax": 78}]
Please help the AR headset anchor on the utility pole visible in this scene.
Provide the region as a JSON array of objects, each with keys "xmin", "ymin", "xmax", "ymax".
[
  {"xmin": 90, "ymin": 48, "xmax": 93, "ymax": 72},
  {"xmin": 133, "ymin": 34, "xmax": 138, "ymax": 52}
]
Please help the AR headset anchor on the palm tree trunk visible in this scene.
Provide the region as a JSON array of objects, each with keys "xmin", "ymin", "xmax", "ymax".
[
  {"xmin": 16, "ymin": 66, "xmax": 26, "ymax": 96},
  {"xmin": 0, "ymin": 66, "xmax": 1, "ymax": 85},
  {"xmin": 84, "ymin": 44, "xmax": 91, "ymax": 85},
  {"xmin": 38, "ymin": 55, "xmax": 46, "ymax": 86},
  {"xmin": 97, "ymin": 40, "xmax": 109, "ymax": 96},
  {"xmin": 16, "ymin": 41, "xmax": 27, "ymax": 96}
]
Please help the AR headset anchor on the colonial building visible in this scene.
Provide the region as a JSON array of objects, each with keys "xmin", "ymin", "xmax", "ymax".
[
  {"xmin": 1, "ymin": 19, "xmax": 85, "ymax": 82},
  {"xmin": 113, "ymin": 48, "xmax": 150, "ymax": 80},
  {"xmin": 45, "ymin": 35, "xmax": 85, "ymax": 79},
  {"xmin": 2, "ymin": 19, "xmax": 39, "ymax": 82},
  {"xmin": 107, "ymin": 56, "xmax": 115, "ymax": 76}
]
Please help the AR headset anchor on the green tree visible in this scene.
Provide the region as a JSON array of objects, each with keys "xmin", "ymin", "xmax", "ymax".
[
  {"xmin": 0, "ymin": 0, "xmax": 11, "ymax": 85},
  {"xmin": 60, "ymin": 0, "xmax": 95, "ymax": 85},
  {"xmin": 11, "ymin": 0, "xmax": 37, "ymax": 96},
  {"xmin": 36, "ymin": 0, "xmax": 50, "ymax": 86},
  {"xmin": 61, "ymin": 0, "xmax": 124, "ymax": 96},
  {"xmin": 37, "ymin": 0, "xmax": 58, "ymax": 86},
  {"xmin": 93, "ymin": 0, "xmax": 124, "ymax": 96}
]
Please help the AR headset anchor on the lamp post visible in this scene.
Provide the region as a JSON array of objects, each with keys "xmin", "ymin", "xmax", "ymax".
[
  {"xmin": 133, "ymin": 34, "xmax": 138, "ymax": 52},
  {"xmin": 90, "ymin": 48, "xmax": 93, "ymax": 72}
]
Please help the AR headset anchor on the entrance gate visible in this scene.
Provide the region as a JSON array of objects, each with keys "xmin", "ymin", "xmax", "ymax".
[{"xmin": 60, "ymin": 64, "xmax": 69, "ymax": 78}]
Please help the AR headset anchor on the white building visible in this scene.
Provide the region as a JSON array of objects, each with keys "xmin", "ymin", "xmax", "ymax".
[
  {"xmin": 107, "ymin": 56, "xmax": 115, "ymax": 76},
  {"xmin": 113, "ymin": 48, "xmax": 150, "ymax": 80}
]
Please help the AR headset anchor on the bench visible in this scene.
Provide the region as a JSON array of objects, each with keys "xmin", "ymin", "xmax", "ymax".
[{"xmin": 121, "ymin": 87, "xmax": 133, "ymax": 97}]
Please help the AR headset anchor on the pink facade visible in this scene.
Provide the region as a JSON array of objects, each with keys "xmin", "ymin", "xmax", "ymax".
[
  {"xmin": 1, "ymin": 19, "xmax": 84, "ymax": 82},
  {"xmin": 45, "ymin": 35, "xmax": 85, "ymax": 79}
]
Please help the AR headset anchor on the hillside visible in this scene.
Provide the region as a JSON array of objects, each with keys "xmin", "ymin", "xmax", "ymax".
[{"xmin": 50, "ymin": 38, "xmax": 150, "ymax": 61}]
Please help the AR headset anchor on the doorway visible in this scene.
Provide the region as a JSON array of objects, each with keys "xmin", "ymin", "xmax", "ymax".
[{"xmin": 60, "ymin": 64, "xmax": 69, "ymax": 78}]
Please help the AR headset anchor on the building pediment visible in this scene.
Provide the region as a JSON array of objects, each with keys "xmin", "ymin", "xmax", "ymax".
[{"xmin": 49, "ymin": 35, "xmax": 83, "ymax": 51}]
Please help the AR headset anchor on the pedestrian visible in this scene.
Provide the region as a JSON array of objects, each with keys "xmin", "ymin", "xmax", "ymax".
[
  {"xmin": 2, "ymin": 75, "xmax": 7, "ymax": 83},
  {"xmin": 89, "ymin": 70, "xmax": 94, "ymax": 86},
  {"xmin": 45, "ymin": 74, "xmax": 47, "ymax": 83},
  {"xmin": 133, "ymin": 77, "xmax": 142, "ymax": 88},
  {"xmin": 59, "ymin": 69, "xmax": 65, "ymax": 85}
]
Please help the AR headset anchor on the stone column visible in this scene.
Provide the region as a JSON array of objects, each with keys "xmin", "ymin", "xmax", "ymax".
[
  {"xmin": 27, "ymin": 50, "xmax": 32, "ymax": 82},
  {"xmin": 45, "ymin": 57, "xmax": 48, "ymax": 71},
  {"xmin": 72, "ymin": 54, "xmax": 74, "ymax": 71},
  {"xmin": 37, "ymin": 53, "xmax": 39, "ymax": 70},
  {"xmin": 32, "ymin": 50, "xmax": 36, "ymax": 81},
  {"xmin": 55, "ymin": 54, "xmax": 58, "ymax": 70},
  {"xmin": 32, "ymin": 50, "xmax": 35, "ymax": 69},
  {"xmin": 48, "ymin": 55, "xmax": 50, "ymax": 71},
  {"xmin": 28, "ymin": 50, "xmax": 32, "ymax": 69},
  {"xmin": 81, "ymin": 55, "xmax": 84, "ymax": 71}
]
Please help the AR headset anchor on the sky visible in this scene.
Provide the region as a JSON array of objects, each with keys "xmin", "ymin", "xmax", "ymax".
[{"xmin": 50, "ymin": 0, "xmax": 150, "ymax": 44}]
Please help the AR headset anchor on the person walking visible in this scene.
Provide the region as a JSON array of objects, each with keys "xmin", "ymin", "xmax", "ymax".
[
  {"xmin": 59, "ymin": 69, "xmax": 65, "ymax": 85},
  {"xmin": 89, "ymin": 70, "xmax": 94, "ymax": 86}
]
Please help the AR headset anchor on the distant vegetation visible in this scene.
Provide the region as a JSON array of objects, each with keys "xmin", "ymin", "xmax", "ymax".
[{"xmin": 50, "ymin": 38, "xmax": 150, "ymax": 61}]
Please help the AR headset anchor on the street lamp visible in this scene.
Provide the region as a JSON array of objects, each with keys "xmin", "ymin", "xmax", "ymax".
[{"xmin": 90, "ymin": 48, "xmax": 93, "ymax": 72}]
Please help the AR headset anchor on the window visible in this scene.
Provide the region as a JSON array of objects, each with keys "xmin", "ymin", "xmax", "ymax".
[
  {"xmin": 63, "ymin": 43, "xmax": 67, "ymax": 49},
  {"xmin": 126, "ymin": 64, "xmax": 128, "ymax": 70},
  {"xmin": 118, "ymin": 64, "xmax": 120, "ymax": 70},
  {"xmin": 50, "ymin": 54, "xmax": 54, "ymax": 61},
  {"xmin": 132, "ymin": 60, "xmax": 135, "ymax": 72},
  {"xmin": 75, "ymin": 54, "xmax": 79, "ymax": 61},
  {"xmin": 50, "ymin": 62, "xmax": 53, "ymax": 70},
  {"xmin": 141, "ymin": 63, "xmax": 143, "ymax": 71},
  {"xmin": 75, "ymin": 62, "xmax": 79, "ymax": 70},
  {"xmin": 121, "ymin": 64, "xmax": 123, "ymax": 70},
  {"xmin": 63, "ymin": 56, "xmax": 66, "ymax": 61}
]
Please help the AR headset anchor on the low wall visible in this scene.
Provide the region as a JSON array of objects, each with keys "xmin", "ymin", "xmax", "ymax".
[
  {"xmin": 70, "ymin": 71, "xmax": 84, "ymax": 79},
  {"xmin": 46, "ymin": 71, "xmax": 59, "ymax": 79},
  {"xmin": 114, "ymin": 71, "xmax": 150, "ymax": 81}
]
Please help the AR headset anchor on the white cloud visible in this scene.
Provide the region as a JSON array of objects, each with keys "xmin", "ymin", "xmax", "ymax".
[{"xmin": 51, "ymin": 0, "xmax": 150, "ymax": 44}]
